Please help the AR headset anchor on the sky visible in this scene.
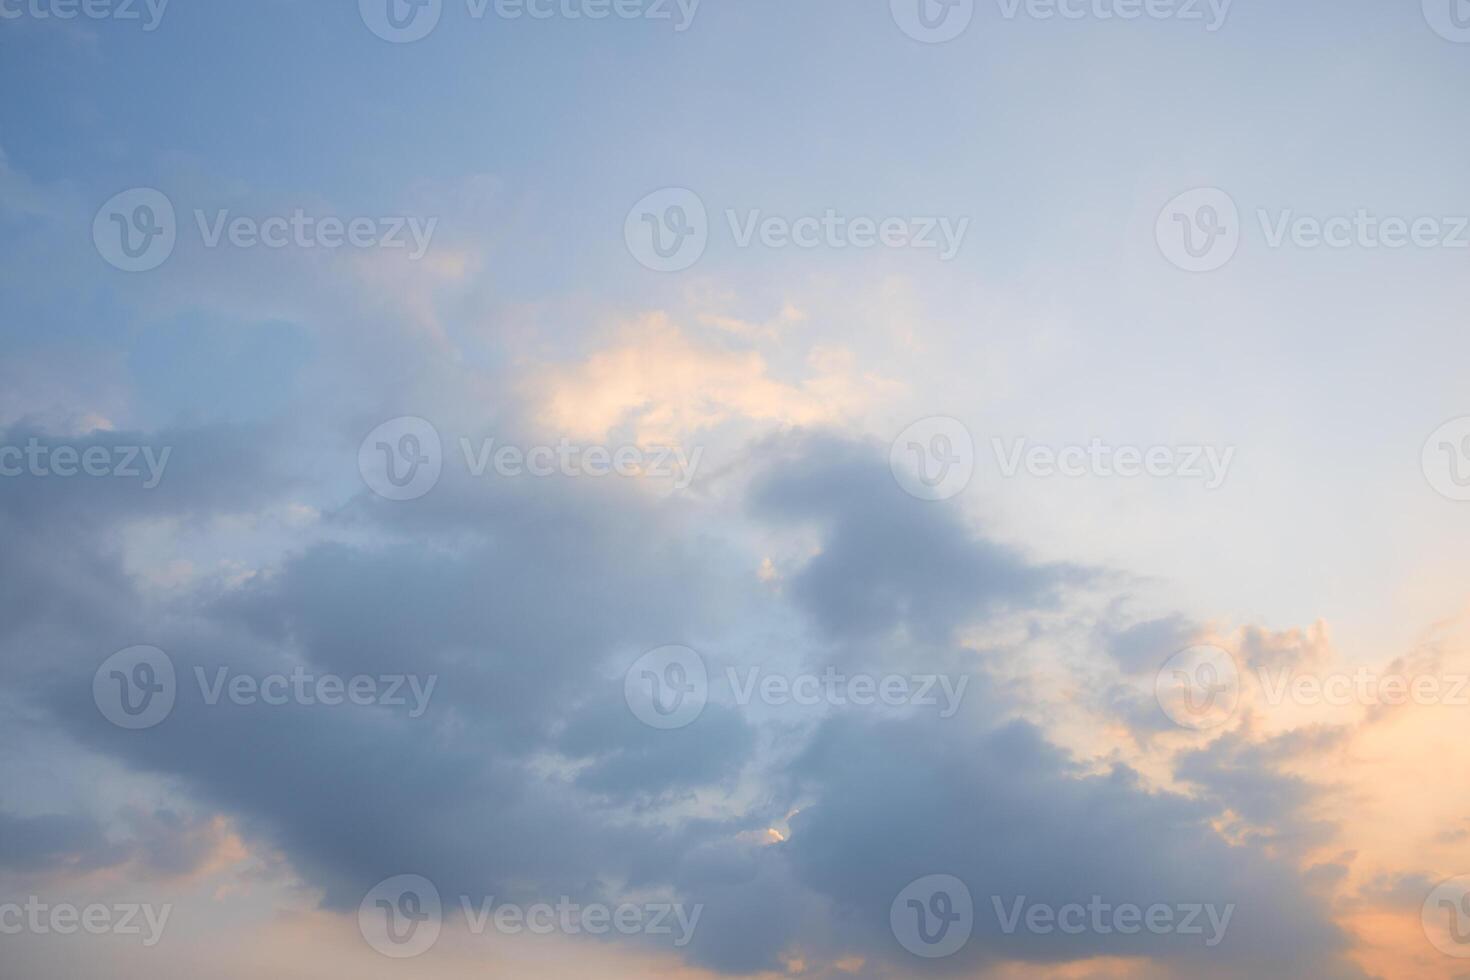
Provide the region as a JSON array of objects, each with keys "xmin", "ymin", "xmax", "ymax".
[{"xmin": 1, "ymin": 0, "xmax": 1469, "ymax": 977}]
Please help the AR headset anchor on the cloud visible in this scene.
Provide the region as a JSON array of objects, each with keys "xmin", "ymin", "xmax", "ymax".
[
  {"xmin": 748, "ymin": 432, "xmax": 1086, "ymax": 646},
  {"xmin": 531, "ymin": 313, "xmax": 896, "ymax": 445},
  {"xmin": 1173, "ymin": 729, "xmax": 1343, "ymax": 855},
  {"xmin": 0, "ymin": 810, "xmax": 126, "ymax": 875},
  {"xmin": 763, "ymin": 712, "xmax": 1364, "ymax": 978},
  {"xmin": 0, "ymin": 806, "xmax": 237, "ymax": 881},
  {"xmin": 0, "ymin": 416, "xmax": 1399, "ymax": 977},
  {"xmin": 1102, "ymin": 614, "xmax": 1203, "ymax": 675}
]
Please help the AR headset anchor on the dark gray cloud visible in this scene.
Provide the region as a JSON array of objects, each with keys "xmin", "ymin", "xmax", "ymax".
[
  {"xmin": 0, "ymin": 810, "xmax": 125, "ymax": 875},
  {"xmin": 5, "ymin": 426, "xmax": 1366, "ymax": 977},
  {"xmin": 558, "ymin": 692, "xmax": 755, "ymax": 800},
  {"xmin": 1174, "ymin": 729, "xmax": 1342, "ymax": 854},
  {"xmin": 748, "ymin": 433, "xmax": 1087, "ymax": 648},
  {"xmin": 759, "ymin": 711, "xmax": 1364, "ymax": 978},
  {"xmin": 0, "ymin": 420, "xmax": 292, "ymax": 662},
  {"xmin": 0, "ymin": 806, "xmax": 226, "ymax": 879},
  {"xmin": 1103, "ymin": 613, "xmax": 1203, "ymax": 674},
  {"xmin": 218, "ymin": 465, "xmax": 743, "ymax": 751},
  {"xmin": 12, "ymin": 425, "xmax": 756, "ymax": 931}
]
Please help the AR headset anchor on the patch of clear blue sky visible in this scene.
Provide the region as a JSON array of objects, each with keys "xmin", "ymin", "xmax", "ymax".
[{"xmin": 2, "ymin": 0, "xmax": 1466, "ymax": 416}]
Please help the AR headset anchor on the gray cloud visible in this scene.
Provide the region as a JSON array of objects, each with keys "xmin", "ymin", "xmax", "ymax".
[
  {"xmin": 749, "ymin": 433, "xmax": 1087, "ymax": 648},
  {"xmin": 5, "ymin": 426, "xmax": 1368, "ymax": 977}
]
